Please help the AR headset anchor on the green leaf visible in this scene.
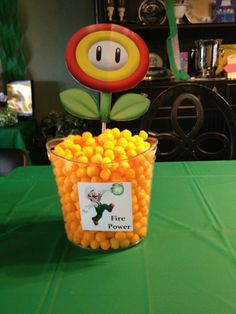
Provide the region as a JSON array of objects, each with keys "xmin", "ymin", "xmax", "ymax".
[
  {"xmin": 59, "ymin": 89, "xmax": 100, "ymax": 120},
  {"xmin": 110, "ymin": 93, "xmax": 150, "ymax": 121}
]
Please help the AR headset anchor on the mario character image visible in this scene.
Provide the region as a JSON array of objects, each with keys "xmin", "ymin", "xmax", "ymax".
[{"xmin": 83, "ymin": 186, "xmax": 114, "ymax": 225}]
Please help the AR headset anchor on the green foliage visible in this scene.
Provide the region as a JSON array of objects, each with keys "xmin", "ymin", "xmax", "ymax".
[
  {"xmin": 60, "ymin": 89, "xmax": 100, "ymax": 120},
  {"xmin": 0, "ymin": 0, "xmax": 26, "ymax": 83},
  {"xmin": 110, "ymin": 93, "xmax": 150, "ymax": 121},
  {"xmin": 40, "ymin": 110, "xmax": 87, "ymax": 141},
  {"xmin": 59, "ymin": 88, "xmax": 151, "ymax": 125}
]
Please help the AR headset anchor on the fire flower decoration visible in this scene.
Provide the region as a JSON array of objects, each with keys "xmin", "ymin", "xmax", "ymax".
[{"xmin": 60, "ymin": 24, "xmax": 150, "ymax": 132}]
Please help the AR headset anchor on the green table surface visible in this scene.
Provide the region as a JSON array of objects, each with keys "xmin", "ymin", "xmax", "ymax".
[
  {"xmin": 0, "ymin": 123, "xmax": 27, "ymax": 152},
  {"xmin": 1, "ymin": 161, "xmax": 236, "ymax": 314},
  {"xmin": 0, "ymin": 118, "xmax": 38, "ymax": 164}
]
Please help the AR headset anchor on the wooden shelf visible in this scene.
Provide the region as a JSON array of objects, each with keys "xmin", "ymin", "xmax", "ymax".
[{"xmin": 108, "ymin": 22, "xmax": 236, "ymax": 31}]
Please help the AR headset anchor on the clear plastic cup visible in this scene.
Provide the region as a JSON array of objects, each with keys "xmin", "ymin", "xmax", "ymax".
[{"xmin": 46, "ymin": 137, "xmax": 157, "ymax": 250}]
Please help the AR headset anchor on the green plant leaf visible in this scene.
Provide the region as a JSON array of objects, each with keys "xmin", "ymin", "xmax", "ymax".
[
  {"xmin": 59, "ymin": 88, "xmax": 100, "ymax": 120},
  {"xmin": 110, "ymin": 93, "xmax": 150, "ymax": 121}
]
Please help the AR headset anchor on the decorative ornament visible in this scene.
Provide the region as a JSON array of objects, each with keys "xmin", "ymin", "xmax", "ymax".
[
  {"xmin": 60, "ymin": 23, "xmax": 150, "ymax": 132},
  {"xmin": 111, "ymin": 183, "xmax": 124, "ymax": 195},
  {"xmin": 0, "ymin": 0, "xmax": 26, "ymax": 84},
  {"xmin": 166, "ymin": 0, "xmax": 189, "ymax": 81}
]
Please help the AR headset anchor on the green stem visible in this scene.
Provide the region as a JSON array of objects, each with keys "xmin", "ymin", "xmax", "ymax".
[{"xmin": 100, "ymin": 92, "xmax": 112, "ymax": 123}]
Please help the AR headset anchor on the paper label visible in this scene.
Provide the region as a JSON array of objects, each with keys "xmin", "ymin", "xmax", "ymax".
[
  {"xmin": 78, "ymin": 182, "xmax": 133, "ymax": 231},
  {"xmin": 221, "ymin": 0, "xmax": 231, "ymax": 6}
]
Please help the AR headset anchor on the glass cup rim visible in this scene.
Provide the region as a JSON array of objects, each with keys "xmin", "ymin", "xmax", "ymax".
[{"xmin": 46, "ymin": 136, "xmax": 158, "ymax": 166}]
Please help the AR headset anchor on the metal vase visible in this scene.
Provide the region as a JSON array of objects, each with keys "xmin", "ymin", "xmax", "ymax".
[{"xmin": 192, "ymin": 39, "xmax": 224, "ymax": 78}]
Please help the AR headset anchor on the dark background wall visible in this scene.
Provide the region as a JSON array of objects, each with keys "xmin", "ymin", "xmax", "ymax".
[{"xmin": 18, "ymin": 0, "xmax": 96, "ymax": 123}]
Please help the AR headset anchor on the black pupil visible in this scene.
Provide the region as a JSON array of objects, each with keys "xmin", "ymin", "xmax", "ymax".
[
  {"xmin": 96, "ymin": 46, "xmax": 102, "ymax": 61},
  {"xmin": 96, "ymin": 46, "xmax": 121, "ymax": 63},
  {"xmin": 115, "ymin": 48, "xmax": 121, "ymax": 63}
]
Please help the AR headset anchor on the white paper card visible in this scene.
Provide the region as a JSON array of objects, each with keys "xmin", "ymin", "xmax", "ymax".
[
  {"xmin": 222, "ymin": 0, "xmax": 231, "ymax": 6},
  {"xmin": 78, "ymin": 182, "xmax": 133, "ymax": 231}
]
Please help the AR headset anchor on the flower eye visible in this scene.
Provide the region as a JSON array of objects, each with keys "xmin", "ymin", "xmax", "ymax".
[
  {"xmin": 96, "ymin": 45, "xmax": 102, "ymax": 61},
  {"xmin": 88, "ymin": 40, "xmax": 128, "ymax": 71},
  {"xmin": 115, "ymin": 47, "xmax": 121, "ymax": 63}
]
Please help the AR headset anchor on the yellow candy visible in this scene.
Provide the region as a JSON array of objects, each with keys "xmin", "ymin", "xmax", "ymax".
[
  {"xmin": 70, "ymin": 221, "xmax": 77, "ymax": 233},
  {"xmin": 87, "ymin": 165, "xmax": 100, "ymax": 177},
  {"xmin": 90, "ymin": 240, "xmax": 100, "ymax": 249},
  {"xmin": 120, "ymin": 239, "xmax": 130, "ymax": 248},
  {"xmin": 115, "ymin": 232, "xmax": 126, "ymax": 241},
  {"xmin": 82, "ymin": 131, "xmax": 93, "ymax": 140},
  {"xmin": 71, "ymin": 144, "xmax": 82, "ymax": 153},
  {"xmin": 76, "ymin": 168, "xmax": 87, "ymax": 178},
  {"xmin": 126, "ymin": 142, "xmax": 136, "ymax": 151},
  {"xmin": 81, "ymin": 239, "xmax": 90, "ymax": 247},
  {"xmin": 103, "ymin": 128, "xmax": 112, "ymax": 135},
  {"xmin": 126, "ymin": 169, "xmax": 135, "ymax": 180},
  {"xmin": 139, "ymin": 226, "xmax": 147, "ymax": 237},
  {"xmin": 102, "ymin": 157, "xmax": 111, "ymax": 164},
  {"xmin": 67, "ymin": 134, "xmax": 76, "ymax": 141},
  {"xmin": 85, "ymin": 137, "xmax": 95, "ymax": 146},
  {"xmin": 77, "ymin": 156, "xmax": 88, "ymax": 163},
  {"xmin": 63, "ymin": 139, "xmax": 74, "ymax": 148},
  {"xmin": 110, "ymin": 238, "xmax": 119, "ymax": 249},
  {"xmin": 95, "ymin": 232, "xmax": 106, "ymax": 242},
  {"xmin": 130, "ymin": 233, "xmax": 140, "ymax": 244},
  {"xmin": 111, "ymin": 128, "xmax": 120, "ymax": 138},
  {"xmin": 139, "ymin": 130, "xmax": 148, "ymax": 140},
  {"xmin": 103, "ymin": 141, "xmax": 115, "ymax": 150},
  {"xmin": 62, "ymin": 162, "xmax": 73, "ymax": 175},
  {"xmin": 136, "ymin": 145, "xmax": 146, "ymax": 154},
  {"xmin": 70, "ymin": 172, "xmax": 78, "ymax": 184},
  {"xmin": 73, "ymin": 230, "xmax": 82, "ymax": 243},
  {"xmin": 50, "ymin": 128, "xmax": 156, "ymax": 250},
  {"xmin": 140, "ymin": 216, "xmax": 148, "ymax": 226},
  {"xmin": 104, "ymin": 149, "xmax": 115, "ymax": 160},
  {"xmin": 91, "ymin": 154, "xmax": 103, "ymax": 163},
  {"xmin": 100, "ymin": 239, "xmax": 110, "ymax": 250},
  {"xmin": 80, "ymin": 176, "xmax": 91, "ymax": 182},
  {"xmin": 100, "ymin": 169, "xmax": 111, "ymax": 181},
  {"xmin": 83, "ymin": 231, "xmax": 95, "ymax": 242},
  {"xmin": 103, "ymin": 133, "xmax": 114, "ymax": 141},
  {"xmin": 54, "ymin": 146, "xmax": 65, "ymax": 157},
  {"xmin": 134, "ymin": 221, "xmax": 141, "ymax": 232},
  {"xmin": 73, "ymin": 135, "xmax": 82, "ymax": 144},
  {"xmin": 126, "ymin": 149, "xmax": 138, "ymax": 158},
  {"xmin": 114, "ymin": 146, "xmax": 125, "ymax": 156},
  {"xmin": 110, "ymin": 172, "xmax": 123, "ymax": 182},
  {"xmin": 117, "ymin": 137, "xmax": 128, "ymax": 147},
  {"xmin": 95, "ymin": 146, "xmax": 104, "ymax": 155},
  {"xmin": 121, "ymin": 129, "xmax": 132, "ymax": 138},
  {"xmin": 91, "ymin": 176, "xmax": 102, "ymax": 182},
  {"xmin": 83, "ymin": 146, "xmax": 94, "ymax": 158}
]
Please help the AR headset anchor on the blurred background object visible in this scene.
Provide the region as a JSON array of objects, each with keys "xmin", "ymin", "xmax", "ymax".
[{"xmin": 0, "ymin": 0, "xmax": 27, "ymax": 84}]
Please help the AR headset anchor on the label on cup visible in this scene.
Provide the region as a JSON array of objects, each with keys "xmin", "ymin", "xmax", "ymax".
[{"xmin": 78, "ymin": 182, "xmax": 133, "ymax": 231}]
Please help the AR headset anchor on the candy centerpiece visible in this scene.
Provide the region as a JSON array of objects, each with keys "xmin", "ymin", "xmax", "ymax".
[{"xmin": 46, "ymin": 23, "xmax": 158, "ymax": 250}]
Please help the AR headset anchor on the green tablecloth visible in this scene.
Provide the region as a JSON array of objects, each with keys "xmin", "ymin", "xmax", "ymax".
[
  {"xmin": 1, "ymin": 161, "xmax": 236, "ymax": 314},
  {"xmin": 0, "ymin": 124, "xmax": 27, "ymax": 151},
  {"xmin": 0, "ymin": 118, "xmax": 38, "ymax": 164}
]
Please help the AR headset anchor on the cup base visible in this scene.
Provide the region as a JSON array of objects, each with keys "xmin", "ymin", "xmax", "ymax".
[{"xmin": 69, "ymin": 237, "xmax": 145, "ymax": 251}]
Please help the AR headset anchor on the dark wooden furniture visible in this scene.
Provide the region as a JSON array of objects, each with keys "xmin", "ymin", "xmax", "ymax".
[
  {"xmin": 94, "ymin": 0, "xmax": 236, "ymax": 67},
  {"xmin": 94, "ymin": 1, "xmax": 236, "ymax": 91},
  {"xmin": 94, "ymin": 1, "xmax": 236, "ymax": 160},
  {"xmin": 0, "ymin": 148, "xmax": 28, "ymax": 176},
  {"xmin": 142, "ymin": 83, "xmax": 236, "ymax": 161}
]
